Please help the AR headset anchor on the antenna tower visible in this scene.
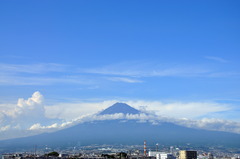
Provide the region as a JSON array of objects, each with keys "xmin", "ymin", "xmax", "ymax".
[
  {"xmin": 156, "ymin": 143, "xmax": 159, "ymax": 152},
  {"xmin": 144, "ymin": 140, "xmax": 147, "ymax": 156}
]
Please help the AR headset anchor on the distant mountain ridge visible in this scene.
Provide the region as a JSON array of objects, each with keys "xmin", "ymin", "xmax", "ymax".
[
  {"xmin": 0, "ymin": 102, "xmax": 240, "ymax": 153},
  {"xmin": 99, "ymin": 103, "xmax": 140, "ymax": 115}
]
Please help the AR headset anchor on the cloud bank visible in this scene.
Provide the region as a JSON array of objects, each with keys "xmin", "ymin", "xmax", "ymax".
[
  {"xmin": 28, "ymin": 112, "xmax": 240, "ymax": 135},
  {"xmin": 0, "ymin": 92, "xmax": 240, "ymax": 140}
]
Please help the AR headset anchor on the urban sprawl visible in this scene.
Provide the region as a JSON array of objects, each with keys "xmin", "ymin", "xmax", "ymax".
[{"xmin": 2, "ymin": 142, "xmax": 240, "ymax": 159}]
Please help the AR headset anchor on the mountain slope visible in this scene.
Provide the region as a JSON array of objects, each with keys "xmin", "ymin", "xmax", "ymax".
[{"xmin": 0, "ymin": 103, "xmax": 240, "ymax": 152}]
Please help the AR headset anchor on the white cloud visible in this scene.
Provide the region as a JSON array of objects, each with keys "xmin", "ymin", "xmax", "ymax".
[
  {"xmin": 107, "ymin": 77, "xmax": 143, "ymax": 83},
  {"xmin": 0, "ymin": 63, "xmax": 95, "ymax": 86},
  {"xmin": 42, "ymin": 100, "xmax": 240, "ymax": 134},
  {"xmin": 0, "ymin": 75, "xmax": 93, "ymax": 86},
  {"xmin": 1, "ymin": 95, "xmax": 233, "ymax": 125},
  {"xmin": 0, "ymin": 125, "xmax": 10, "ymax": 132},
  {"xmin": 205, "ymin": 56, "xmax": 228, "ymax": 63},
  {"xmin": 122, "ymin": 100, "xmax": 230, "ymax": 119},
  {"xmin": 0, "ymin": 61, "xmax": 237, "ymax": 86},
  {"xmin": 1, "ymin": 93, "xmax": 240, "ymax": 140},
  {"xmin": 0, "ymin": 63, "xmax": 67, "ymax": 74},
  {"xmin": 82, "ymin": 62, "xmax": 211, "ymax": 78},
  {"xmin": 0, "ymin": 92, "xmax": 60, "ymax": 133},
  {"xmin": 27, "ymin": 111, "xmax": 240, "ymax": 134},
  {"xmin": 44, "ymin": 100, "xmax": 232, "ymax": 121},
  {"xmin": 28, "ymin": 123, "xmax": 42, "ymax": 130},
  {"xmin": 9, "ymin": 91, "xmax": 45, "ymax": 120},
  {"xmin": 27, "ymin": 113, "xmax": 157, "ymax": 131},
  {"xmin": 81, "ymin": 61, "xmax": 240, "ymax": 79},
  {"xmin": 176, "ymin": 118, "xmax": 240, "ymax": 134},
  {"xmin": 29, "ymin": 123, "xmax": 59, "ymax": 130},
  {"xmin": 17, "ymin": 91, "xmax": 43, "ymax": 107}
]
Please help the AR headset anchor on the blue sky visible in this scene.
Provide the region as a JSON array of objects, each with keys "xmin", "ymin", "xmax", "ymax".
[{"xmin": 0, "ymin": 0, "xmax": 240, "ymax": 138}]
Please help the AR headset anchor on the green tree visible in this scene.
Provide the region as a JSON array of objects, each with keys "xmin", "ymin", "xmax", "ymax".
[
  {"xmin": 101, "ymin": 154, "xmax": 115, "ymax": 158},
  {"xmin": 117, "ymin": 152, "xmax": 127, "ymax": 159},
  {"xmin": 47, "ymin": 151, "xmax": 59, "ymax": 157}
]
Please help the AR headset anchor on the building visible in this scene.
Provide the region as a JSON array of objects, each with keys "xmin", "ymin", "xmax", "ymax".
[
  {"xmin": 148, "ymin": 151, "xmax": 175, "ymax": 159},
  {"xmin": 179, "ymin": 151, "xmax": 197, "ymax": 159},
  {"xmin": 2, "ymin": 154, "xmax": 23, "ymax": 159},
  {"xmin": 156, "ymin": 153, "xmax": 176, "ymax": 159},
  {"xmin": 148, "ymin": 151, "xmax": 159, "ymax": 157}
]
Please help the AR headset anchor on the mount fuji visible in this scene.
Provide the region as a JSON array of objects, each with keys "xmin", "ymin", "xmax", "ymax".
[{"xmin": 0, "ymin": 103, "xmax": 240, "ymax": 152}]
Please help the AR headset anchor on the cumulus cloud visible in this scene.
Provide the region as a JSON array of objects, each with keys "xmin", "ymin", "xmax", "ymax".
[
  {"xmin": 11, "ymin": 91, "xmax": 44, "ymax": 118},
  {"xmin": 18, "ymin": 91, "xmax": 43, "ymax": 106},
  {"xmin": 0, "ymin": 92, "xmax": 61, "ymax": 139},
  {"xmin": 2, "ymin": 91, "xmax": 49, "ymax": 127}
]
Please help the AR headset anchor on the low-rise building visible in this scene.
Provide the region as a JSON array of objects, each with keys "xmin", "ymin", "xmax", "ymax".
[
  {"xmin": 148, "ymin": 151, "xmax": 175, "ymax": 159},
  {"xmin": 179, "ymin": 150, "xmax": 197, "ymax": 159}
]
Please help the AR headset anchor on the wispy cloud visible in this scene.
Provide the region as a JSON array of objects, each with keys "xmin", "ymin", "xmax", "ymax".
[
  {"xmin": 82, "ymin": 61, "xmax": 240, "ymax": 79},
  {"xmin": 0, "ymin": 63, "xmax": 86, "ymax": 85},
  {"xmin": 0, "ymin": 63, "xmax": 67, "ymax": 74},
  {"xmin": 205, "ymin": 56, "xmax": 228, "ymax": 63},
  {"xmin": 107, "ymin": 77, "xmax": 143, "ymax": 83},
  {"xmin": 0, "ymin": 63, "xmax": 144, "ymax": 86},
  {"xmin": 0, "ymin": 75, "xmax": 93, "ymax": 86},
  {"xmin": 0, "ymin": 61, "xmax": 237, "ymax": 86},
  {"xmin": 82, "ymin": 63, "xmax": 211, "ymax": 78}
]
